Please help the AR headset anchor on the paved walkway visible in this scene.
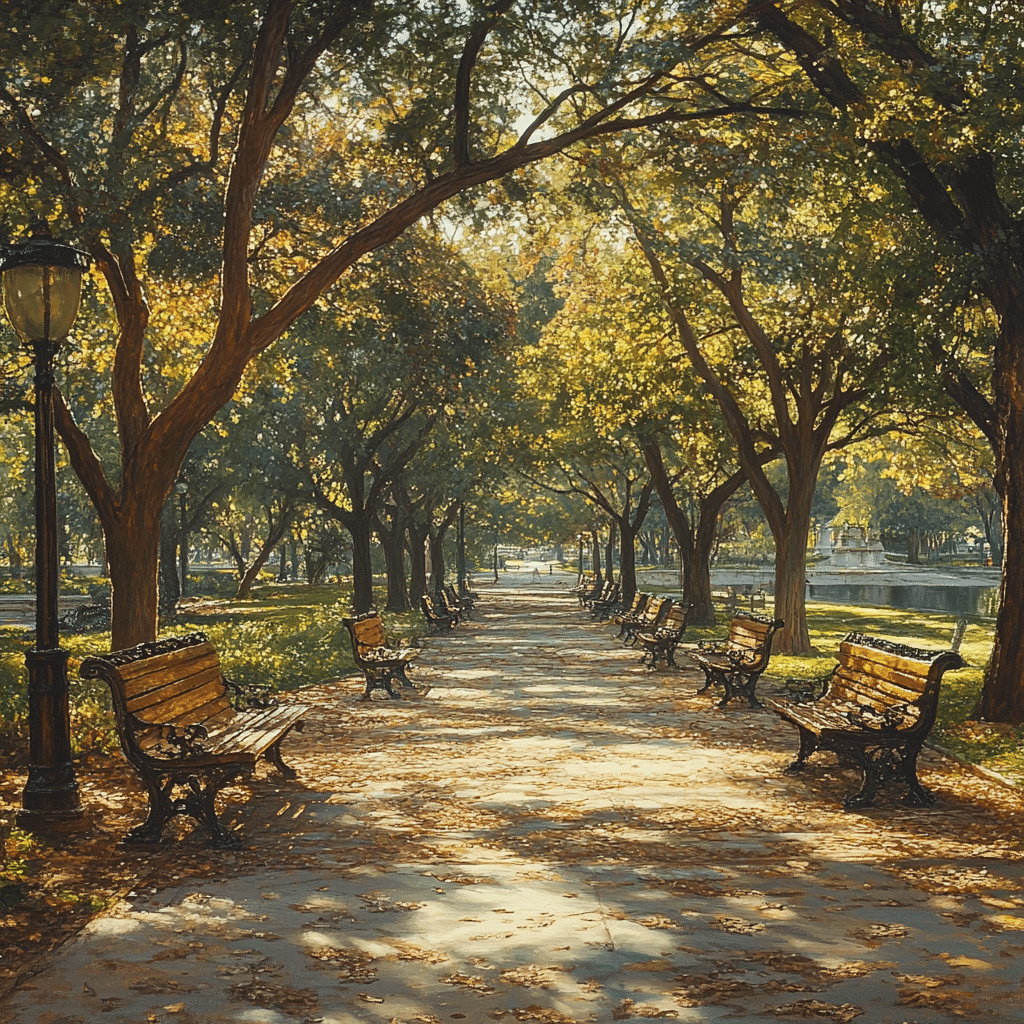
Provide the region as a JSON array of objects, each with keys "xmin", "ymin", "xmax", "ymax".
[{"xmin": 6, "ymin": 586, "xmax": 1024, "ymax": 1023}]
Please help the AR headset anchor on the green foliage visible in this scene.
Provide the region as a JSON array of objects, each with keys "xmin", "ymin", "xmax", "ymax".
[
  {"xmin": 174, "ymin": 597, "xmax": 358, "ymax": 693},
  {"xmin": 1, "ymin": 825, "xmax": 35, "ymax": 890}
]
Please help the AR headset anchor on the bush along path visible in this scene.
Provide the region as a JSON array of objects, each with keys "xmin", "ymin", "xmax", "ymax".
[{"xmin": 4, "ymin": 589, "xmax": 1024, "ymax": 1021}]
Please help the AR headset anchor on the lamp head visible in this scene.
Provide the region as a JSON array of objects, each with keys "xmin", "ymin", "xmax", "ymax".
[{"xmin": 0, "ymin": 223, "xmax": 90, "ymax": 344}]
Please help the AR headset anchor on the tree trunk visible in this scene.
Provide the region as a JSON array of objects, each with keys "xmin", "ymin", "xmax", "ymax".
[
  {"xmin": 377, "ymin": 517, "xmax": 411, "ymax": 611},
  {"xmin": 604, "ymin": 522, "xmax": 617, "ymax": 582},
  {"xmin": 978, "ymin": 303, "xmax": 1024, "ymax": 721},
  {"xmin": 235, "ymin": 535, "xmax": 278, "ymax": 599},
  {"xmin": 108, "ymin": 520, "xmax": 161, "ymax": 649},
  {"xmin": 770, "ymin": 467, "xmax": 817, "ymax": 653},
  {"xmin": 591, "ymin": 528, "xmax": 602, "ymax": 582},
  {"xmin": 907, "ymin": 527, "xmax": 921, "ymax": 565},
  {"xmin": 642, "ymin": 440, "xmax": 746, "ymax": 626},
  {"xmin": 5, "ymin": 533, "xmax": 23, "ymax": 578},
  {"xmin": 407, "ymin": 522, "xmax": 429, "ymax": 602},
  {"xmin": 618, "ymin": 519, "xmax": 638, "ymax": 606},
  {"xmin": 428, "ymin": 526, "xmax": 448, "ymax": 593},
  {"xmin": 349, "ymin": 516, "xmax": 376, "ymax": 613}
]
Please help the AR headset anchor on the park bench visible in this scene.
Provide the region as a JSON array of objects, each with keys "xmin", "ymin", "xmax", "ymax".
[
  {"xmin": 612, "ymin": 592, "xmax": 648, "ymax": 638},
  {"xmin": 421, "ymin": 593, "xmax": 457, "ymax": 631},
  {"xmin": 577, "ymin": 577, "xmax": 603, "ymax": 608},
  {"xmin": 764, "ymin": 632, "xmax": 964, "ymax": 809},
  {"xmin": 80, "ymin": 632, "xmax": 309, "ymax": 849},
  {"xmin": 343, "ymin": 610, "xmax": 420, "ymax": 699},
  {"xmin": 690, "ymin": 612, "xmax": 785, "ymax": 708},
  {"xmin": 583, "ymin": 579, "xmax": 616, "ymax": 612},
  {"xmin": 445, "ymin": 583, "xmax": 475, "ymax": 618},
  {"xmin": 621, "ymin": 595, "xmax": 672, "ymax": 646},
  {"xmin": 635, "ymin": 601, "xmax": 692, "ymax": 668},
  {"xmin": 440, "ymin": 585, "xmax": 468, "ymax": 622},
  {"xmin": 590, "ymin": 581, "xmax": 621, "ymax": 620}
]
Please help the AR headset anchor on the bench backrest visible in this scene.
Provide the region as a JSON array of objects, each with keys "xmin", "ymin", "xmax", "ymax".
[
  {"xmin": 659, "ymin": 602, "xmax": 690, "ymax": 636},
  {"xmin": 639, "ymin": 597, "xmax": 670, "ymax": 628},
  {"xmin": 622, "ymin": 593, "xmax": 648, "ymax": 618},
  {"xmin": 829, "ymin": 633, "xmax": 964, "ymax": 726},
  {"xmin": 726, "ymin": 613, "xmax": 785, "ymax": 670},
  {"xmin": 80, "ymin": 633, "xmax": 234, "ymax": 756},
  {"xmin": 420, "ymin": 594, "xmax": 449, "ymax": 621},
  {"xmin": 345, "ymin": 612, "xmax": 387, "ymax": 652}
]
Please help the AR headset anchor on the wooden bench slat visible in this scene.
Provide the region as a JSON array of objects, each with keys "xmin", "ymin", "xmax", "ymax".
[
  {"xmin": 117, "ymin": 644, "xmax": 219, "ymax": 684},
  {"xmin": 125, "ymin": 663, "xmax": 226, "ymax": 709},
  {"xmin": 693, "ymin": 613, "xmax": 784, "ymax": 708},
  {"xmin": 346, "ymin": 612, "xmax": 419, "ymax": 698}
]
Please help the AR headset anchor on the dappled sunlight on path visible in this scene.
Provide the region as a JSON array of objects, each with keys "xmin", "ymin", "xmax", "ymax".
[{"xmin": 6, "ymin": 590, "xmax": 1024, "ymax": 1022}]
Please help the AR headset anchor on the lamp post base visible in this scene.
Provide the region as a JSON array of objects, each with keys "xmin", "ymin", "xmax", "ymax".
[{"xmin": 18, "ymin": 647, "xmax": 86, "ymax": 832}]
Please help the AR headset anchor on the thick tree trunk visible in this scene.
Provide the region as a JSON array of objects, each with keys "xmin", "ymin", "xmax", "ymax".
[
  {"xmin": 349, "ymin": 516, "xmax": 375, "ymax": 613},
  {"xmin": 428, "ymin": 525, "xmax": 450, "ymax": 593},
  {"xmin": 108, "ymin": 522, "xmax": 161, "ymax": 650},
  {"xmin": 377, "ymin": 518, "xmax": 410, "ymax": 611},
  {"xmin": 978, "ymin": 303, "xmax": 1024, "ymax": 722},
  {"xmin": 618, "ymin": 520, "xmax": 638, "ymax": 606},
  {"xmin": 770, "ymin": 469, "xmax": 816, "ymax": 654},
  {"xmin": 407, "ymin": 522, "xmax": 429, "ymax": 602}
]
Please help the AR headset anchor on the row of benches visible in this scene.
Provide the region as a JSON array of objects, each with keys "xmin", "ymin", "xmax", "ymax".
[
  {"xmin": 608, "ymin": 591, "xmax": 784, "ymax": 704},
  {"xmin": 421, "ymin": 585, "xmax": 474, "ymax": 631}
]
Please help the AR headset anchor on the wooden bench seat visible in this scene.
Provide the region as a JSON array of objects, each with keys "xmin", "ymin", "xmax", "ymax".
[
  {"xmin": 764, "ymin": 633, "xmax": 964, "ymax": 809},
  {"xmin": 80, "ymin": 633, "xmax": 309, "ymax": 848},
  {"xmin": 689, "ymin": 612, "xmax": 784, "ymax": 708},
  {"xmin": 344, "ymin": 611, "xmax": 420, "ymax": 698}
]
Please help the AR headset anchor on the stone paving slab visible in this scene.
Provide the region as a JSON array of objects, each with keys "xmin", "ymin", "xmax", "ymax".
[{"xmin": 6, "ymin": 590, "xmax": 1024, "ymax": 1023}]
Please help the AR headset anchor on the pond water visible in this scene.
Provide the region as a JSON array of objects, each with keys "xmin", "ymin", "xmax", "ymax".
[{"xmin": 807, "ymin": 583, "xmax": 1000, "ymax": 618}]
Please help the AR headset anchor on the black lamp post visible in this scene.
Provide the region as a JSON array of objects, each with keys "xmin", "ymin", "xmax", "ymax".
[
  {"xmin": 576, "ymin": 533, "xmax": 584, "ymax": 586},
  {"xmin": 0, "ymin": 223, "xmax": 89, "ymax": 832}
]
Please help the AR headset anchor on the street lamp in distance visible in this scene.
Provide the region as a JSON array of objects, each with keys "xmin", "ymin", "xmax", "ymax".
[{"xmin": 0, "ymin": 222, "xmax": 90, "ymax": 833}]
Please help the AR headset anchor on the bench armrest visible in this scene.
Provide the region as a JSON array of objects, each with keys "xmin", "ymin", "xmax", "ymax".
[
  {"xmin": 844, "ymin": 701, "xmax": 921, "ymax": 733},
  {"xmin": 224, "ymin": 675, "xmax": 279, "ymax": 711},
  {"xmin": 130, "ymin": 714, "xmax": 210, "ymax": 758},
  {"xmin": 783, "ymin": 669, "xmax": 836, "ymax": 703},
  {"xmin": 696, "ymin": 638, "xmax": 728, "ymax": 653}
]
